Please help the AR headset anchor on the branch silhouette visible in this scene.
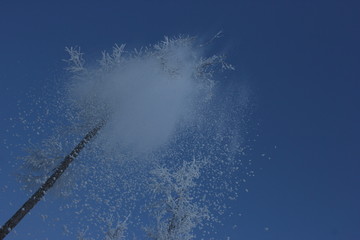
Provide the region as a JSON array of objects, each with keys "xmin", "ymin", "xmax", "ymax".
[{"xmin": 0, "ymin": 122, "xmax": 104, "ymax": 239}]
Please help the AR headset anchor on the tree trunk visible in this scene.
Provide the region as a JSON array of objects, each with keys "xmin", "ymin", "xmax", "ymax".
[{"xmin": 0, "ymin": 123, "xmax": 103, "ymax": 239}]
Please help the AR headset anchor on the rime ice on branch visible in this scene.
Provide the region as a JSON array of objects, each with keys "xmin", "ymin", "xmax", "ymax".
[{"xmin": 146, "ymin": 159, "xmax": 209, "ymax": 240}]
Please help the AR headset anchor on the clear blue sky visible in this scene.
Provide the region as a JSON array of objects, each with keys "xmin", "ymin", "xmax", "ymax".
[{"xmin": 1, "ymin": 0, "xmax": 359, "ymax": 239}]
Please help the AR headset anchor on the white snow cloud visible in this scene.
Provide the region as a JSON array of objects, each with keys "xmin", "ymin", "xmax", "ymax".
[{"xmin": 66, "ymin": 37, "xmax": 225, "ymax": 153}]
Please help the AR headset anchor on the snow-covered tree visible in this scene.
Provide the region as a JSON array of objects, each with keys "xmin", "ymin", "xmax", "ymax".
[
  {"xmin": 1, "ymin": 35, "xmax": 245, "ymax": 239},
  {"xmin": 146, "ymin": 159, "xmax": 209, "ymax": 240}
]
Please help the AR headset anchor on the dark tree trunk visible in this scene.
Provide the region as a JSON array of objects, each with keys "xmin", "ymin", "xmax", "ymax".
[{"xmin": 0, "ymin": 123, "xmax": 103, "ymax": 239}]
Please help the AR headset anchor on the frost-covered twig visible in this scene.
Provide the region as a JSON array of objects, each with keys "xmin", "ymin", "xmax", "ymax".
[
  {"xmin": 65, "ymin": 46, "xmax": 85, "ymax": 73},
  {"xmin": 99, "ymin": 44, "xmax": 126, "ymax": 70},
  {"xmin": 104, "ymin": 215, "xmax": 129, "ymax": 240}
]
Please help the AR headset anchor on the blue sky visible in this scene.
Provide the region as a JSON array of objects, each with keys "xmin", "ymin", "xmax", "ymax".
[{"xmin": 1, "ymin": 0, "xmax": 360, "ymax": 239}]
